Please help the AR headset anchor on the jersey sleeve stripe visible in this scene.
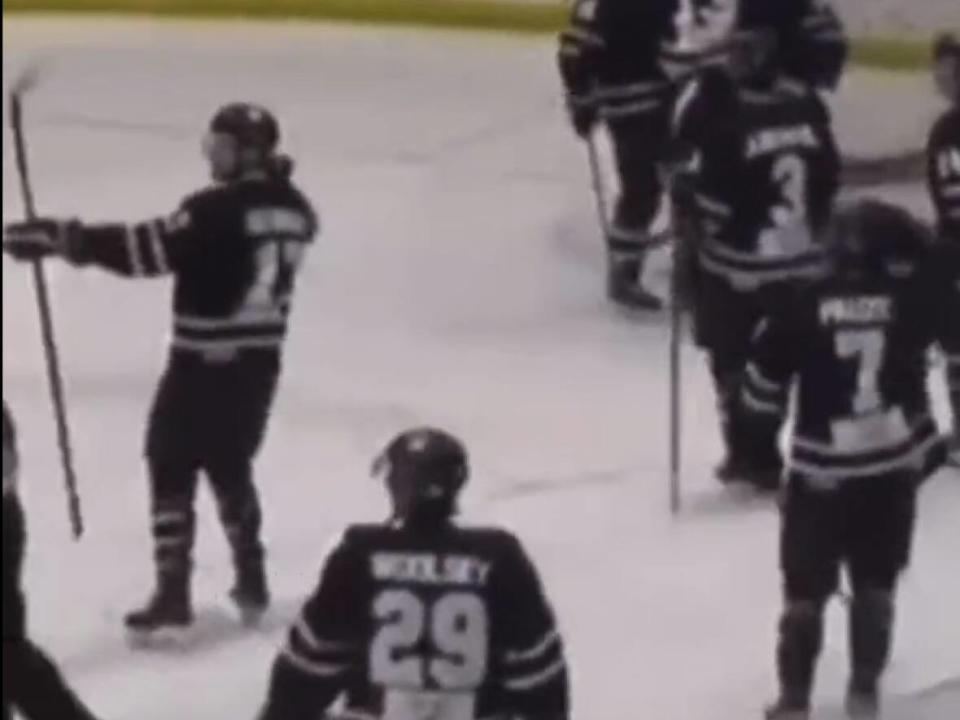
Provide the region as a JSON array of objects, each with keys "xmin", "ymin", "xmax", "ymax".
[
  {"xmin": 291, "ymin": 614, "xmax": 355, "ymax": 654},
  {"xmin": 280, "ymin": 645, "xmax": 350, "ymax": 679},
  {"xmin": 503, "ymin": 629, "xmax": 559, "ymax": 664},
  {"xmin": 746, "ymin": 363, "xmax": 785, "ymax": 395},
  {"xmin": 147, "ymin": 219, "xmax": 171, "ymax": 274},
  {"xmin": 502, "ymin": 657, "xmax": 567, "ymax": 691},
  {"xmin": 743, "ymin": 387, "xmax": 785, "ymax": 415},
  {"xmin": 124, "ymin": 225, "xmax": 146, "ymax": 276}
]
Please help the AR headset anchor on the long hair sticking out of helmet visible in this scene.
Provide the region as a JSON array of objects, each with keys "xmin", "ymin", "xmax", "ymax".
[{"xmin": 372, "ymin": 428, "xmax": 469, "ymax": 532}]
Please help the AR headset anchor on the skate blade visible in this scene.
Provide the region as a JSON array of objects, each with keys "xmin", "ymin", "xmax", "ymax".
[{"xmin": 125, "ymin": 624, "xmax": 195, "ymax": 650}]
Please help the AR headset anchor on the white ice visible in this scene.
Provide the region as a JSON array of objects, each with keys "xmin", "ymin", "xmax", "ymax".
[{"xmin": 2, "ymin": 18, "xmax": 958, "ymax": 720}]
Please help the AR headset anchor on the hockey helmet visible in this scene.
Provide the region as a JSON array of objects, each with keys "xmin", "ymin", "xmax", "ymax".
[
  {"xmin": 373, "ymin": 427, "xmax": 469, "ymax": 526},
  {"xmin": 725, "ymin": 27, "xmax": 780, "ymax": 86},
  {"xmin": 933, "ymin": 33, "xmax": 960, "ymax": 102},
  {"xmin": 824, "ymin": 198, "xmax": 931, "ymax": 279},
  {"xmin": 204, "ymin": 102, "xmax": 280, "ymax": 181}
]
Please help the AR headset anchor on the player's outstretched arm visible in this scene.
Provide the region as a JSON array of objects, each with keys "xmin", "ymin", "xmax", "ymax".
[{"xmin": 3, "ymin": 203, "xmax": 200, "ymax": 278}]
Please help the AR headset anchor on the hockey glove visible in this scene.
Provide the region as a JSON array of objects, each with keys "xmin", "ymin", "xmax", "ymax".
[
  {"xmin": 4, "ymin": 218, "xmax": 82, "ymax": 262},
  {"xmin": 565, "ymin": 94, "xmax": 598, "ymax": 139}
]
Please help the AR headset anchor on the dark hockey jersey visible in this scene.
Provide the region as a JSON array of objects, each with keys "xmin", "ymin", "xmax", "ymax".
[
  {"xmin": 259, "ymin": 522, "xmax": 569, "ymax": 720},
  {"xmin": 927, "ymin": 107, "xmax": 960, "ymax": 243},
  {"xmin": 672, "ymin": 71, "xmax": 840, "ymax": 289},
  {"xmin": 742, "ymin": 228, "xmax": 959, "ymax": 485},
  {"xmin": 71, "ymin": 175, "xmax": 317, "ymax": 361},
  {"xmin": 558, "ymin": 0, "xmax": 847, "ymax": 120}
]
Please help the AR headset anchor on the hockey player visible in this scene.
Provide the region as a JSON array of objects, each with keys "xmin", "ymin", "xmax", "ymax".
[
  {"xmin": 927, "ymin": 32, "xmax": 960, "ymax": 464},
  {"xmin": 739, "ymin": 200, "xmax": 958, "ymax": 719},
  {"xmin": 3, "ymin": 403, "xmax": 101, "ymax": 720},
  {"xmin": 668, "ymin": 28, "xmax": 841, "ymax": 490},
  {"xmin": 557, "ymin": 0, "xmax": 846, "ymax": 311},
  {"xmin": 4, "ymin": 103, "xmax": 318, "ymax": 636},
  {"xmin": 256, "ymin": 427, "xmax": 570, "ymax": 720}
]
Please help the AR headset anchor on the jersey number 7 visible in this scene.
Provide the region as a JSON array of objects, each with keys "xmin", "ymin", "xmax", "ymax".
[{"xmin": 371, "ymin": 589, "xmax": 489, "ymax": 690}]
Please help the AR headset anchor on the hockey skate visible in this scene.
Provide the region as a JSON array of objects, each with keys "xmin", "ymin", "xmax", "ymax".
[
  {"xmin": 763, "ymin": 698, "xmax": 810, "ymax": 720},
  {"xmin": 229, "ymin": 561, "xmax": 270, "ymax": 627},
  {"xmin": 125, "ymin": 579, "xmax": 193, "ymax": 645},
  {"xmin": 947, "ymin": 432, "xmax": 960, "ymax": 468},
  {"xmin": 715, "ymin": 456, "xmax": 781, "ymax": 495},
  {"xmin": 845, "ymin": 677, "xmax": 880, "ymax": 718},
  {"xmin": 607, "ymin": 258, "xmax": 663, "ymax": 311}
]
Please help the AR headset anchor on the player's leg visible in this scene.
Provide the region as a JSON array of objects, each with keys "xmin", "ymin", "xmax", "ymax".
[
  {"xmin": 4, "ymin": 639, "xmax": 100, "ymax": 720},
  {"xmin": 844, "ymin": 476, "xmax": 919, "ymax": 717},
  {"xmin": 948, "ymin": 356, "xmax": 960, "ymax": 465},
  {"xmin": 606, "ymin": 112, "xmax": 666, "ymax": 310},
  {"xmin": 204, "ymin": 353, "xmax": 280, "ymax": 620},
  {"xmin": 125, "ymin": 363, "xmax": 202, "ymax": 634},
  {"xmin": 767, "ymin": 475, "xmax": 841, "ymax": 719}
]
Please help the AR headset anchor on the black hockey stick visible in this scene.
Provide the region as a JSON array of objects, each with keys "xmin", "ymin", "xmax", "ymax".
[
  {"xmin": 667, "ymin": 195, "xmax": 683, "ymax": 515},
  {"xmin": 9, "ymin": 65, "xmax": 84, "ymax": 539}
]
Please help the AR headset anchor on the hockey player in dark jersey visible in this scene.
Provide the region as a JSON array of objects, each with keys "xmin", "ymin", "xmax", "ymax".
[
  {"xmin": 3, "ymin": 404, "xmax": 101, "ymax": 720},
  {"xmin": 4, "ymin": 103, "xmax": 318, "ymax": 637},
  {"xmin": 558, "ymin": 0, "xmax": 846, "ymax": 311},
  {"xmin": 257, "ymin": 428, "xmax": 570, "ymax": 720},
  {"xmin": 739, "ymin": 200, "xmax": 959, "ymax": 719},
  {"xmin": 669, "ymin": 28, "xmax": 841, "ymax": 491},
  {"xmin": 927, "ymin": 33, "xmax": 960, "ymax": 464}
]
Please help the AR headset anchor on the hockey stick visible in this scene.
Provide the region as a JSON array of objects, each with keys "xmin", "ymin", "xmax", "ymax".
[
  {"xmin": 585, "ymin": 131, "xmax": 612, "ymax": 238},
  {"xmin": 9, "ymin": 65, "xmax": 84, "ymax": 539},
  {"xmin": 667, "ymin": 203, "xmax": 683, "ymax": 515}
]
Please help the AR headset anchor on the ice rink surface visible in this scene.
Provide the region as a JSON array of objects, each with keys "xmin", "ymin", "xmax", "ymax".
[{"xmin": 2, "ymin": 18, "xmax": 959, "ymax": 720}]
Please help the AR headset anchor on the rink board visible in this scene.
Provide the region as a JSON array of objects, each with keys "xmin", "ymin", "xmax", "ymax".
[{"xmin": 3, "ymin": 0, "xmax": 941, "ymax": 70}]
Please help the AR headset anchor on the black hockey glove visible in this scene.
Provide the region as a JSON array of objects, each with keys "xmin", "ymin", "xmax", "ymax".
[
  {"xmin": 4, "ymin": 218, "xmax": 82, "ymax": 262},
  {"xmin": 565, "ymin": 95, "xmax": 598, "ymax": 139}
]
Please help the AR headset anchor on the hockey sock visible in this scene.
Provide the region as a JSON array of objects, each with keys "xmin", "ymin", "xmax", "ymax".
[
  {"xmin": 849, "ymin": 588, "xmax": 895, "ymax": 690},
  {"xmin": 776, "ymin": 600, "xmax": 826, "ymax": 706}
]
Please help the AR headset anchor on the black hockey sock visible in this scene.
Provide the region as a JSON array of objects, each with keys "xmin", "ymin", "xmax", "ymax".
[
  {"xmin": 776, "ymin": 600, "xmax": 825, "ymax": 706},
  {"xmin": 208, "ymin": 461, "xmax": 265, "ymax": 570},
  {"xmin": 849, "ymin": 588, "xmax": 895, "ymax": 690}
]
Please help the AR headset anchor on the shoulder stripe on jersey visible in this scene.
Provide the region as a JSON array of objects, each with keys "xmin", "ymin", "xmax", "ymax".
[
  {"xmin": 503, "ymin": 657, "xmax": 566, "ymax": 691},
  {"xmin": 280, "ymin": 646, "xmax": 349, "ymax": 678},
  {"xmin": 504, "ymin": 629, "xmax": 559, "ymax": 664}
]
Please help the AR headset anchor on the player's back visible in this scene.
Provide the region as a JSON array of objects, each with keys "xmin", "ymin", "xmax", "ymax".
[
  {"xmin": 169, "ymin": 176, "xmax": 317, "ymax": 356},
  {"xmin": 678, "ymin": 72, "xmax": 839, "ymax": 283},
  {"xmin": 777, "ymin": 260, "xmax": 945, "ymax": 482},
  {"xmin": 287, "ymin": 521, "xmax": 568, "ymax": 720}
]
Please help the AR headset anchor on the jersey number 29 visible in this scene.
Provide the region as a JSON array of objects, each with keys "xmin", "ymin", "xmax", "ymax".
[{"xmin": 370, "ymin": 589, "xmax": 489, "ymax": 690}]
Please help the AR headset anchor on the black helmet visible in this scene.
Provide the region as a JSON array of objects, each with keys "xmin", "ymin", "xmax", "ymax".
[
  {"xmin": 725, "ymin": 27, "xmax": 780, "ymax": 86},
  {"xmin": 824, "ymin": 199, "xmax": 932, "ymax": 278},
  {"xmin": 933, "ymin": 33, "xmax": 960, "ymax": 102},
  {"xmin": 209, "ymin": 102, "xmax": 280, "ymax": 154},
  {"xmin": 373, "ymin": 427, "xmax": 469, "ymax": 527}
]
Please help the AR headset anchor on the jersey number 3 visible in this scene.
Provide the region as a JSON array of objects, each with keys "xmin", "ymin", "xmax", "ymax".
[{"xmin": 371, "ymin": 589, "xmax": 489, "ymax": 690}]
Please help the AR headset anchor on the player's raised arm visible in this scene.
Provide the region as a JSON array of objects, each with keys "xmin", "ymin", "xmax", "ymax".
[{"xmin": 258, "ymin": 532, "xmax": 363, "ymax": 720}]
